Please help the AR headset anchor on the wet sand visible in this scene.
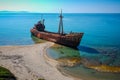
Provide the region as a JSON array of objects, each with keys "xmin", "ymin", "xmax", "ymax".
[{"xmin": 0, "ymin": 42, "xmax": 77, "ymax": 80}]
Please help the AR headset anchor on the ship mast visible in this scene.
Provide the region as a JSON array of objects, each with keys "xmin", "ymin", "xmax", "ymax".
[{"xmin": 58, "ymin": 10, "xmax": 64, "ymax": 35}]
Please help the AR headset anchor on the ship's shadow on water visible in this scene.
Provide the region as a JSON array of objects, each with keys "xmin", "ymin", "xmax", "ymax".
[{"xmin": 78, "ymin": 46, "xmax": 99, "ymax": 54}]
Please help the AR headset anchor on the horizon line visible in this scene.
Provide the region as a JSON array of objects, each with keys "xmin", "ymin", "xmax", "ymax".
[{"xmin": 0, "ymin": 10, "xmax": 120, "ymax": 14}]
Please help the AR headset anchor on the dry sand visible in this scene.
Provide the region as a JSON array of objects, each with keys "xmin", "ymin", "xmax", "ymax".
[{"xmin": 0, "ymin": 42, "xmax": 79, "ymax": 80}]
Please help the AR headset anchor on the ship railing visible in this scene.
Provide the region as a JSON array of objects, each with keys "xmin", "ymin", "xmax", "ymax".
[{"xmin": 70, "ymin": 32, "xmax": 83, "ymax": 34}]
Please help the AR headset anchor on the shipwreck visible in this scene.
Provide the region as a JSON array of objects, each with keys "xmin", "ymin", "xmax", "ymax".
[{"xmin": 30, "ymin": 11, "xmax": 83, "ymax": 49}]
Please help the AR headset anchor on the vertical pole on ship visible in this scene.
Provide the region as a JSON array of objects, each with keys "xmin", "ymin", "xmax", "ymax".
[{"xmin": 58, "ymin": 10, "xmax": 64, "ymax": 35}]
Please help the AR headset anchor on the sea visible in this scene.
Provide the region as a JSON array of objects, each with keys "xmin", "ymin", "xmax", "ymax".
[{"xmin": 0, "ymin": 13, "xmax": 120, "ymax": 80}]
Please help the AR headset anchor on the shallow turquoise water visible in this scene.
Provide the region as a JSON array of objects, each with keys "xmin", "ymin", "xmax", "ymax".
[
  {"xmin": 60, "ymin": 65, "xmax": 120, "ymax": 80},
  {"xmin": 47, "ymin": 45, "xmax": 120, "ymax": 80}
]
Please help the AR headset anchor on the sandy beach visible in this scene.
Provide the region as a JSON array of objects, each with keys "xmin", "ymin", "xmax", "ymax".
[{"xmin": 0, "ymin": 42, "xmax": 77, "ymax": 80}]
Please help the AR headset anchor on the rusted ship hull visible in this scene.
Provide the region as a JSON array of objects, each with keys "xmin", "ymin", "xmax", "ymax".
[
  {"xmin": 31, "ymin": 10, "xmax": 84, "ymax": 48},
  {"xmin": 31, "ymin": 28, "xmax": 83, "ymax": 48}
]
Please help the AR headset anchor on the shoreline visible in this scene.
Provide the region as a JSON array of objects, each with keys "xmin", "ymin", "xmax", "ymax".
[
  {"xmin": 43, "ymin": 44, "xmax": 81, "ymax": 80},
  {"xmin": 0, "ymin": 42, "xmax": 75, "ymax": 80}
]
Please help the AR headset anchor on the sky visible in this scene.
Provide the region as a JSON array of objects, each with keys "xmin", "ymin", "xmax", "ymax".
[{"xmin": 0, "ymin": 0, "xmax": 120, "ymax": 13}]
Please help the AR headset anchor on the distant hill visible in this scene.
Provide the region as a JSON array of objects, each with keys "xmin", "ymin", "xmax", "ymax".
[{"xmin": 0, "ymin": 10, "xmax": 29, "ymax": 13}]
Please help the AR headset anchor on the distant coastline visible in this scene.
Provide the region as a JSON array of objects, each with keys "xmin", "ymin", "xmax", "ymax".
[{"xmin": 0, "ymin": 10, "xmax": 29, "ymax": 13}]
